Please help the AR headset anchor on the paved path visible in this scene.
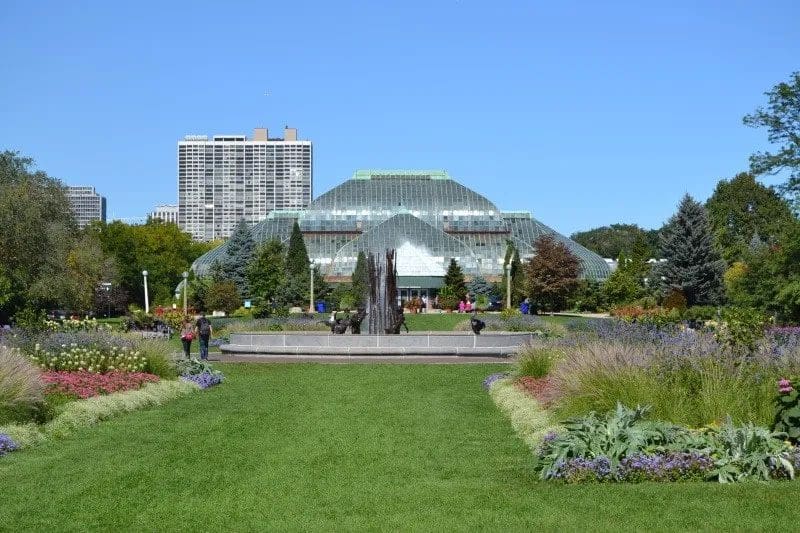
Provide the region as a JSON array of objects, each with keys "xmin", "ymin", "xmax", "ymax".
[{"xmin": 212, "ymin": 354, "xmax": 513, "ymax": 364}]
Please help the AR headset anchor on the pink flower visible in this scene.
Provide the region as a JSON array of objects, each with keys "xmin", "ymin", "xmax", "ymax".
[{"xmin": 778, "ymin": 378, "xmax": 794, "ymax": 394}]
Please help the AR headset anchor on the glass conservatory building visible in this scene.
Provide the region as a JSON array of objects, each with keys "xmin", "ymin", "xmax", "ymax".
[{"xmin": 191, "ymin": 170, "xmax": 611, "ymax": 298}]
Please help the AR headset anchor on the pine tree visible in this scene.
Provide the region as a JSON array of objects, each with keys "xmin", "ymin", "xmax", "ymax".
[
  {"xmin": 221, "ymin": 219, "xmax": 255, "ymax": 299},
  {"xmin": 466, "ymin": 275, "xmax": 493, "ymax": 296},
  {"xmin": 525, "ymin": 234, "xmax": 581, "ymax": 311},
  {"xmin": 443, "ymin": 258, "xmax": 467, "ymax": 300},
  {"xmin": 658, "ymin": 194, "xmax": 725, "ymax": 306},
  {"xmin": 285, "ymin": 220, "xmax": 310, "ymax": 278},
  {"xmin": 351, "ymin": 251, "xmax": 368, "ymax": 307}
]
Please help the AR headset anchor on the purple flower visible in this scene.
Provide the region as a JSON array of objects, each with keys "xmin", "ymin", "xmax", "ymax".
[
  {"xmin": 181, "ymin": 371, "xmax": 224, "ymax": 389},
  {"xmin": 0, "ymin": 434, "xmax": 19, "ymax": 457},
  {"xmin": 482, "ymin": 372, "xmax": 509, "ymax": 390},
  {"xmin": 779, "ymin": 378, "xmax": 794, "ymax": 394}
]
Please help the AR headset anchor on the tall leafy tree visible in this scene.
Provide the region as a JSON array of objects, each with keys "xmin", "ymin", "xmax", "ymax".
[
  {"xmin": 443, "ymin": 258, "xmax": 467, "ymax": 300},
  {"xmin": 658, "ymin": 194, "xmax": 725, "ymax": 306},
  {"xmin": 525, "ymin": 234, "xmax": 581, "ymax": 311},
  {"xmin": 0, "ymin": 151, "xmax": 76, "ymax": 320},
  {"xmin": 744, "ymin": 71, "xmax": 800, "ymax": 209},
  {"xmin": 571, "ymin": 224, "xmax": 659, "ymax": 260},
  {"xmin": 705, "ymin": 172, "xmax": 796, "ymax": 263},
  {"xmin": 351, "ymin": 251, "xmax": 369, "ymax": 307},
  {"xmin": 247, "ymin": 239, "xmax": 286, "ymax": 306},
  {"xmin": 221, "ymin": 219, "xmax": 255, "ymax": 299}
]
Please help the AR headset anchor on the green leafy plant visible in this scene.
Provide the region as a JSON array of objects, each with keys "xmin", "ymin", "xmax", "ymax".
[
  {"xmin": 715, "ymin": 307, "xmax": 769, "ymax": 352},
  {"xmin": 175, "ymin": 357, "xmax": 221, "ymax": 377},
  {"xmin": 713, "ymin": 419, "xmax": 794, "ymax": 483},
  {"xmin": 773, "ymin": 377, "xmax": 800, "ymax": 442}
]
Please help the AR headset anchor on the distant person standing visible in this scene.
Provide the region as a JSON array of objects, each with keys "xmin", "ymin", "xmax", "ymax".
[
  {"xmin": 179, "ymin": 318, "xmax": 194, "ymax": 358},
  {"xmin": 195, "ymin": 313, "xmax": 213, "ymax": 360}
]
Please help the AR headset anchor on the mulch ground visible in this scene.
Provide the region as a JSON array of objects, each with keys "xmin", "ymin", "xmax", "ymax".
[{"xmin": 516, "ymin": 376, "xmax": 560, "ymax": 407}]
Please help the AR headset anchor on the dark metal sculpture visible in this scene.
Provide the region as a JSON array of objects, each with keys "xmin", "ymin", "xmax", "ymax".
[
  {"xmin": 367, "ymin": 250, "xmax": 404, "ymax": 334},
  {"xmin": 349, "ymin": 308, "xmax": 366, "ymax": 334},
  {"xmin": 470, "ymin": 311, "xmax": 486, "ymax": 335}
]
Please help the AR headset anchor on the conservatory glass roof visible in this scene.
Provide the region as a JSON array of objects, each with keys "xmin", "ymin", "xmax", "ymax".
[{"xmin": 191, "ymin": 170, "xmax": 611, "ymax": 281}]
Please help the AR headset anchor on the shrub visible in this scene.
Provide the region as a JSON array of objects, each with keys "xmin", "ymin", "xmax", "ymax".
[
  {"xmin": 663, "ymin": 289, "xmax": 688, "ymax": 312},
  {"xmin": 0, "ymin": 433, "xmax": 18, "ymax": 457},
  {"xmin": 0, "ymin": 346, "xmax": 45, "ymax": 424},
  {"xmin": 715, "ymin": 306, "xmax": 769, "ymax": 352},
  {"xmin": 516, "ymin": 344, "xmax": 562, "ymax": 378}
]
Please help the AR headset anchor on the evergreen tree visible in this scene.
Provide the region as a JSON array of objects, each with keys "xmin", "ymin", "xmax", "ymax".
[
  {"xmin": 443, "ymin": 258, "xmax": 467, "ymax": 300},
  {"xmin": 221, "ymin": 219, "xmax": 255, "ymax": 299},
  {"xmin": 658, "ymin": 194, "xmax": 725, "ymax": 306},
  {"xmin": 466, "ymin": 275, "xmax": 493, "ymax": 296},
  {"xmin": 351, "ymin": 251, "xmax": 369, "ymax": 307},
  {"xmin": 286, "ymin": 220, "xmax": 310, "ymax": 278},
  {"xmin": 247, "ymin": 239, "xmax": 286, "ymax": 306},
  {"xmin": 525, "ymin": 234, "xmax": 581, "ymax": 311}
]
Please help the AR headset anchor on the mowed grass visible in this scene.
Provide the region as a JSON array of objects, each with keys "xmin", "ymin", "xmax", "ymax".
[
  {"xmin": 404, "ymin": 312, "xmax": 582, "ymax": 331},
  {"xmin": 2, "ymin": 364, "xmax": 799, "ymax": 531}
]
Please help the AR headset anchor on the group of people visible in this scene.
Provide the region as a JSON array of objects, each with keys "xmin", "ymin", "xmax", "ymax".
[
  {"xmin": 179, "ymin": 313, "xmax": 213, "ymax": 360},
  {"xmin": 457, "ymin": 297, "xmax": 474, "ymax": 313}
]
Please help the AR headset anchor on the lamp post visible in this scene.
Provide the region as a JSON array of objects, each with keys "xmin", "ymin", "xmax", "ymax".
[
  {"xmin": 142, "ymin": 270, "xmax": 149, "ymax": 314},
  {"xmin": 182, "ymin": 271, "xmax": 189, "ymax": 315},
  {"xmin": 505, "ymin": 262, "xmax": 512, "ymax": 310},
  {"xmin": 309, "ymin": 262, "xmax": 315, "ymax": 314},
  {"xmin": 100, "ymin": 282, "xmax": 112, "ymax": 318}
]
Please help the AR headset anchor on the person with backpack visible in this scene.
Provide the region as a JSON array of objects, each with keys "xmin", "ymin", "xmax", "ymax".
[{"xmin": 195, "ymin": 313, "xmax": 213, "ymax": 360}]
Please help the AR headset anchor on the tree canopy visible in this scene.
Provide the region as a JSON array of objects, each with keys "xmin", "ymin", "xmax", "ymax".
[
  {"xmin": 443, "ymin": 258, "xmax": 467, "ymax": 300},
  {"xmin": 571, "ymin": 224, "xmax": 660, "ymax": 260},
  {"xmin": 705, "ymin": 172, "xmax": 796, "ymax": 263},
  {"xmin": 744, "ymin": 71, "xmax": 800, "ymax": 208}
]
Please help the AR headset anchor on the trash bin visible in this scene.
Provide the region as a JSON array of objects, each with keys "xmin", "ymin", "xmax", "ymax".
[{"xmin": 316, "ymin": 301, "xmax": 326, "ymax": 313}]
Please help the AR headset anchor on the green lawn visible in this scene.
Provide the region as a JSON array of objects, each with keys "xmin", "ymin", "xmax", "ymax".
[
  {"xmin": 404, "ymin": 312, "xmax": 584, "ymax": 331},
  {"xmin": 2, "ymin": 364, "xmax": 798, "ymax": 531}
]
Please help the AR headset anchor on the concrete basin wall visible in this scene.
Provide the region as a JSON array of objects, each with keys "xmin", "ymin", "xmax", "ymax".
[{"xmin": 221, "ymin": 332, "xmax": 535, "ymax": 357}]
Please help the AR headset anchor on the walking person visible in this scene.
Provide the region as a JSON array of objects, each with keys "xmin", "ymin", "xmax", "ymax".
[
  {"xmin": 195, "ymin": 312, "xmax": 213, "ymax": 361},
  {"xmin": 179, "ymin": 317, "xmax": 194, "ymax": 358}
]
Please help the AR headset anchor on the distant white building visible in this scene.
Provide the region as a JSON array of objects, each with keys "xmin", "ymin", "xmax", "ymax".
[
  {"xmin": 178, "ymin": 126, "xmax": 312, "ymax": 241},
  {"xmin": 65, "ymin": 186, "xmax": 106, "ymax": 229},
  {"xmin": 150, "ymin": 204, "xmax": 178, "ymax": 224}
]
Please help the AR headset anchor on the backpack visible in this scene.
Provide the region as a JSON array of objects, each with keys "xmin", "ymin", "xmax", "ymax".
[{"xmin": 198, "ymin": 318, "xmax": 211, "ymax": 336}]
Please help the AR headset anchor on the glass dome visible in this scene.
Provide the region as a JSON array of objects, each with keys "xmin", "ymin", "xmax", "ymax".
[{"xmin": 191, "ymin": 170, "xmax": 611, "ymax": 281}]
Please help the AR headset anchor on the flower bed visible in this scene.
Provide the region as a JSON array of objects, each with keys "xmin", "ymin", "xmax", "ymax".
[
  {"xmin": 41, "ymin": 371, "xmax": 160, "ymax": 399},
  {"xmin": 31, "ymin": 344, "xmax": 147, "ymax": 373},
  {"xmin": 181, "ymin": 371, "xmax": 223, "ymax": 389}
]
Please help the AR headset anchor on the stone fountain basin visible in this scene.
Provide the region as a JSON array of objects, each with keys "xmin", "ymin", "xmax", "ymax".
[{"xmin": 221, "ymin": 331, "xmax": 536, "ymax": 357}]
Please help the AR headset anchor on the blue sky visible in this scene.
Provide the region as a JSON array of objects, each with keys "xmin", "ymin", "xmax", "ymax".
[{"xmin": 1, "ymin": 0, "xmax": 798, "ymax": 235}]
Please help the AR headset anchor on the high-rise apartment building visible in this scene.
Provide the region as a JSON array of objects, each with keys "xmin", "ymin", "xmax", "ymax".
[
  {"xmin": 150, "ymin": 204, "xmax": 179, "ymax": 224},
  {"xmin": 178, "ymin": 126, "xmax": 312, "ymax": 241},
  {"xmin": 65, "ymin": 186, "xmax": 106, "ymax": 229}
]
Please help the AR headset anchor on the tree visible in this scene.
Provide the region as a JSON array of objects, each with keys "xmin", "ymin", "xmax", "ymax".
[
  {"xmin": 221, "ymin": 219, "xmax": 255, "ymax": 298},
  {"xmin": 705, "ymin": 172, "xmax": 796, "ymax": 263},
  {"xmin": 286, "ymin": 220, "xmax": 309, "ymax": 278},
  {"xmin": 602, "ymin": 252, "xmax": 644, "ymax": 306},
  {"xmin": 205, "ymin": 280, "xmax": 241, "ymax": 314},
  {"xmin": 657, "ymin": 195, "xmax": 725, "ymax": 307},
  {"xmin": 351, "ymin": 251, "xmax": 369, "ymax": 307},
  {"xmin": 247, "ymin": 239, "xmax": 286, "ymax": 307},
  {"xmin": 96, "ymin": 219, "xmax": 202, "ymax": 308},
  {"xmin": 744, "ymin": 72, "xmax": 800, "ymax": 209},
  {"xmin": 0, "ymin": 151, "xmax": 77, "ymax": 321},
  {"xmin": 525, "ymin": 235, "xmax": 581, "ymax": 311},
  {"xmin": 466, "ymin": 275, "xmax": 493, "ymax": 296},
  {"xmin": 570, "ymin": 224, "xmax": 659, "ymax": 260},
  {"xmin": 443, "ymin": 258, "xmax": 467, "ymax": 300}
]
